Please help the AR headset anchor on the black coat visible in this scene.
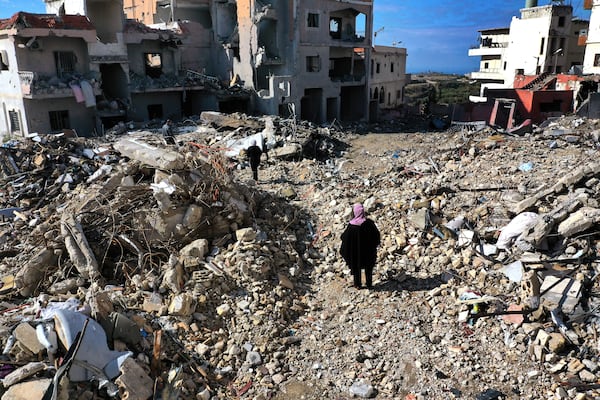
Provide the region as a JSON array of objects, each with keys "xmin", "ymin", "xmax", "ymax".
[
  {"xmin": 340, "ymin": 219, "xmax": 380, "ymax": 269},
  {"xmin": 247, "ymin": 145, "xmax": 263, "ymax": 168}
]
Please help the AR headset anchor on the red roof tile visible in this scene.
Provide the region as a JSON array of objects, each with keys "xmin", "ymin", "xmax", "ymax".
[{"xmin": 0, "ymin": 12, "xmax": 95, "ymax": 31}]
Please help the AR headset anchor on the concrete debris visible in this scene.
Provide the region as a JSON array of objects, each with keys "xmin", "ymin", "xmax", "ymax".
[
  {"xmin": 0, "ymin": 113, "xmax": 600, "ymax": 398},
  {"xmin": 114, "ymin": 357, "xmax": 154, "ymax": 400}
]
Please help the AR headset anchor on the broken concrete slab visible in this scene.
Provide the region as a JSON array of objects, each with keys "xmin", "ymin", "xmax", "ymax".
[
  {"xmin": 557, "ymin": 207, "xmax": 600, "ymax": 237},
  {"xmin": 114, "ymin": 357, "xmax": 154, "ymax": 400},
  {"xmin": 179, "ymin": 239, "xmax": 210, "ymax": 268},
  {"xmin": 540, "ymin": 275, "xmax": 582, "ymax": 314},
  {"xmin": 1, "ymin": 362, "xmax": 46, "ymax": 387},
  {"xmin": 113, "ymin": 138, "xmax": 185, "ymax": 170},
  {"xmin": 14, "ymin": 248, "xmax": 58, "ymax": 297},
  {"xmin": 1, "ymin": 378, "xmax": 52, "ymax": 400},
  {"xmin": 13, "ymin": 323, "xmax": 45, "ymax": 355}
]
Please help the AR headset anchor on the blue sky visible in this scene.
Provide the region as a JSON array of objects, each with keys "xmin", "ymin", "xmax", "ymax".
[
  {"xmin": 0, "ymin": 0, "xmax": 592, "ymax": 75},
  {"xmin": 374, "ymin": 0, "xmax": 591, "ymax": 74}
]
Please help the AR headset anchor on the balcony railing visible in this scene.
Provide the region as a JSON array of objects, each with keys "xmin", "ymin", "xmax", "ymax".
[{"xmin": 18, "ymin": 71, "xmax": 101, "ymax": 98}]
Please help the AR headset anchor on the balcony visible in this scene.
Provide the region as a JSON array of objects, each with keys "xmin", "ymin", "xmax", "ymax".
[
  {"xmin": 468, "ymin": 44, "xmax": 506, "ymax": 57},
  {"xmin": 470, "ymin": 69, "xmax": 505, "ymax": 81},
  {"xmin": 330, "ymin": 74, "xmax": 365, "ymax": 86},
  {"xmin": 19, "ymin": 71, "xmax": 102, "ymax": 99},
  {"xmin": 128, "ymin": 70, "xmax": 238, "ymax": 93}
]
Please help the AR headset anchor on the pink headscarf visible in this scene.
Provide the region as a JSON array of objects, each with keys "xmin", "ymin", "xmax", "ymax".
[{"xmin": 350, "ymin": 203, "xmax": 366, "ymax": 226}]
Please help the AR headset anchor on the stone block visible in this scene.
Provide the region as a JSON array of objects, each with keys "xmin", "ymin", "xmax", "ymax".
[
  {"xmin": 1, "ymin": 378, "xmax": 52, "ymax": 400},
  {"xmin": 179, "ymin": 239, "xmax": 209, "ymax": 268},
  {"xmin": 115, "ymin": 357, "xmax": 154, "ymax": 400},
  {"xmin": 236, "ymin": 227, "xmax": 256, "ymax": 242},
  {"xmin": 13, "ymin": 323, "xmax": 45, "ymax": 354}
]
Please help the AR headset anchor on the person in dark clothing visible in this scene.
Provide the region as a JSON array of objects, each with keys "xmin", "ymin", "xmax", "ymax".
[
  {"xmin": 162, "ymin": 119, "xmax": 175, "ymax": 145},
  {"xmin": 246, "ymin": 139, "xmax": 263, "ymax": 181},
  {"xmin": 340, "ymin": 203, "xmax": 381, "ymax": 289}
]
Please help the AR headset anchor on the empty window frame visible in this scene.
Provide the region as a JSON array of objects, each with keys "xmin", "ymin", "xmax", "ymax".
[
  {"xmin": 307, "ymin": 12, "xmax": 319, "ymax": 28},
  {"xmin": 144, "ymin": 53, "xmax": 163, "ymax": 78},
  {"xmin": 540, "ymin": 38, "xmax": 545, "ymax": 55},
  {"xmin": 390, "ymin": 62, "xmax": 394, "ymax": 73},
  {"xmin": 54, "ymin": 51, "xmax": 76, "ymax": 78},
  {"xmin": 147, "ymin": 104, "xmax": 163, "ymax": 119},
  {"xmin": 306, "ymin": 55, "xmax": 321, "ymax": 72},
  {"xmin": 49, "ymin": 110, "xmax": 70, "ymax": 131},
  {"xmin": 0, "ymin": 50, "xmax": 8, "ymax": 71},
  {"xmin": 329, "ymin": 17, "xmax": 341, "ymax": 39},
  {"xmin": 8, "ymin": 110, "xmax": 20, "ymax": 132},
  {"xmin": 376, "ymin": 63, "xmax": 380, "ymax": 74},
  {"xmin": 558, "ymin": 16, "xmax": 565, "ymax": 27}
]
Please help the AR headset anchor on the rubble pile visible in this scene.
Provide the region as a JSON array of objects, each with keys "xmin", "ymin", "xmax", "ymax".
[
  {"xmin": 0, "ymin": 112, "xmax": 599, "ymax": 399},
  {"xmin": 0, "ymin": 113, "xmax": 348, "ymax": 400},
  {"xmin": 276, "ymin": 115, "xmax": 600, "ymax": 399}
]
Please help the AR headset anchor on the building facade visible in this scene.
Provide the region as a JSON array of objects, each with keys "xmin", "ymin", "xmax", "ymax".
[
  {"xmin": 0, "ymin": 12, "xmax": 101, "ymax": 136},
  {"xmin": 468, "ymin": 27, "xmax": 509, "ymax": 86},
  {"xmin": 0, "ymin": 0, "xmax": 252, "ymax": 137},
  {"xmin": 583, "ymin": 0, "xmax": 600, "ymax": 74},
  {"xmin": 122, "ymin": 0, "xmax": 375, "ymax": 124},
  {"xmin": 370, "ymin": 45, "xmax": 408, "ymax": 114},
  {"xmin": 0, "ymin": 0, "xmax": 389, "ymax": 136},
  {"xmin": 469, "ymin": 1, "xmax": 587, "ymax": 91}
]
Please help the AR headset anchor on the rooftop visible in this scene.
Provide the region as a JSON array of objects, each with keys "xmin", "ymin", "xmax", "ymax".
[{"xmin": 0, "ymin": 12, "xmax": 95, "ymax": 31}]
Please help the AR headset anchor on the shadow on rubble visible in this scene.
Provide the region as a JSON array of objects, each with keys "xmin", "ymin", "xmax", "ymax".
[
  {"xmin": 301, "ymin": 131, "xmax": 351, "ymax": 162},
  {"xmin": 373, "ymin": 272, "xmax": 446, "ymax": 292},
  {"xmin": 343, "ymin": 115, "xmax": 434, "ymax": 135}
]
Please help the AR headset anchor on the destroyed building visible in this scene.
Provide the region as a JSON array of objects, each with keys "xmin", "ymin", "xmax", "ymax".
[
  {"xmin": 0, "ymin": 0, "xmax": 252, "ymax": 137},
  {"xmin": 124, "ymin": 0, "xmax": 376, "ymax": 124},
  {"xmin": 0, "ymin": 0, "xmax": 393, "ymax": 136},
  {"xmin": 0, "ymin": 12, "xmax": 101, "ymax": 136},
  {"xmin": 583, "ymin": 0, "xmax": 600, "ymax": 74}
]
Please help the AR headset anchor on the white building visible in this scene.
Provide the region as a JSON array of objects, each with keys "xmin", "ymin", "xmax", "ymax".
[
  {"xmin": 369, "ymin": 45, "xmax": 408, "ymax": 113},
  {"xmin": 468, "ymin": 27, "xmax": 509, "ymax": 85},
  {"xmin": 469, "ymin": 1, "xmax": 587, "ymax": 92},
  {"xmin": 583, "ymin": 0, "xmax": 600, "ymax": 74}
]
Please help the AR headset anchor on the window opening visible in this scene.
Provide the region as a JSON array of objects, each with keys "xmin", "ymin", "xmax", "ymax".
[
  {"xmin": 49, "ymin": 110, "xmax": 70, "ymax": 131},
  {"xmin": 145, "ymin": 53, "xmax": 163, "ymax": 78},
  {"xmin": 307, "ymin": 13, "xmax": 319, "ymax": 28},
  {"xmin": 329, "ymin": 17, "xmax": 341, "ymax": 39},
  {"xmin": 8, "ymin": 110, "xmax": 20, "ymax": 132},
  {"xmin": 54, "ymin": 52, "xmax": 76, "ymax": 78},
  {"xmin": 0, "ymin": 51, "xmax": 8, "ymax": 71},
  {"xmin": 306, "ymin": 56, "xmax": 320, "ymax": 72}
]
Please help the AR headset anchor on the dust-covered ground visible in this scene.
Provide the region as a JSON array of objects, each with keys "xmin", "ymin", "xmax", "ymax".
[
  {"xmin": 240, "ymin": 119, "xmax": 600, "ymax": 400},
  {"xmin": 1, "ymin": 114, "xmax": 599, "ymax": 400}
]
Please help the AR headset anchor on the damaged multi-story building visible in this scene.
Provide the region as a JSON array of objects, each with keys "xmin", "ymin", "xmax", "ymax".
[
  {"xmin": 0, "ymin": 0, "xmax": 384, "ymax": 137},
  {"xmin": 0, "ymin": 12, "xmax": 101, "ymax": 136},
  {"xmin": 124, "ymin": 0, "xmax": 376, "ymax": 123},
  {"xmin": 469, "ymin": 0, "xmax": 588, "ymax": 92},
  {"xmin": 0, "ymin": 0, "xmax": 253, "ymax": 136}
]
